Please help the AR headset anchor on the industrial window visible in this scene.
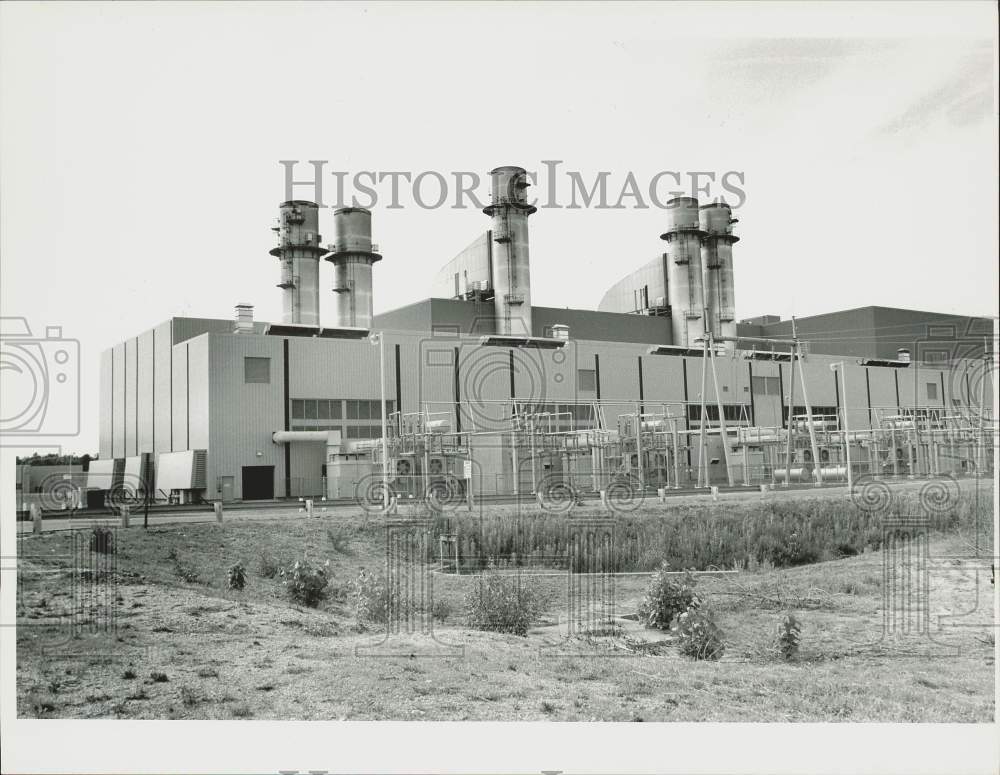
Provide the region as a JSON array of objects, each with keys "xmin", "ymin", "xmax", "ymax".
[
  {"xmin": 346, "ymin": 425, "xmax": 381, "ymax": 439},
  {"xmin": 687, "ymin": 404, "xmax": 746, "ymax": 422},
  {"xmin": 782, "ymin": 406, "xmax": 838, "ymax": 422},
  {"xmin": 244, "ymin": 357, "xmax": 270, "ymax": 384},
  {"xmin": 346, "ymin": 400, "xmax": 358, "ymax": 419},
  {"xmin": 578, "ymin": 369, "xmax": 597, "ymax": 392},
  {"xmin": 926, "ymin": 382, "xmax": 938, "ymax": 400},
  {"xmin": 303, "ymin": 399, "xmax": 318, "ymax": 420},
  {"xmin": 291, "ymin": 399, "xmax": 304, "ymax": 419},
  {"xmin": 318, "ymin": 399, "xmax": 331, "ymax": 420}
]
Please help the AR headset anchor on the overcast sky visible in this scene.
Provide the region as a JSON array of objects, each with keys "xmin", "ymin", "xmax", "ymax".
[{"xmin": 1, "ymin": 2, "xmax": 996, "ymax": 453}]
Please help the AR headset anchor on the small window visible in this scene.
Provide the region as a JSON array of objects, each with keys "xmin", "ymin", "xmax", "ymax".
[
  {"xmin": 751, "ymin": 376, "xmax": 767, "ymax": 394},
  {"xmin": 292, "ymin": 399, "xmax": 304, "ymax": 419},
  {"xmin": 927, "ymin": 382, "xmax": 938, "ymax": 400},
  {"xmin": 304, "ymin": 399, "xmax": 318, "ymax": 420},
  {"xmin": 370, "ymin": 400, "xmax": 381, "ymax": 419},
  {"xmin": 578, "ymin": 369, "xmax": 597, "ymax": 392},
  {"xmin": 244, "ymin": 357, "xmax": 270, "ymax": 383},
  {"xmin": 331, "ymin": 400, "xmax": 342, "ymax": 419},
  {"xmin": 358, "ymin": 400, "xmax": 371, "ymax": 420},
  {"xmin": 318, "ymin": 400, "xmax": 331, "ymax": 420},
  {"xmin": 346, "ymin": 400, "xmax": 358, "ymax": 420}
]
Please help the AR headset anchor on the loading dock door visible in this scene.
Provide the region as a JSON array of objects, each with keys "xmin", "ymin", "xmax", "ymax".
[{"xmin": 241, "ymin": 466, "xmax": 274, "ymax": 500}]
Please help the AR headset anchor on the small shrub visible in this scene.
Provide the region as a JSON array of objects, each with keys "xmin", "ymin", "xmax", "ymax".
[
  {"xmin": 776, "ymin": 613, "xmax": 802, "ymax": 660},
  {"xmin": 227, "ymin": 561, "xmax": 247, "ymax": 591},
  {"xmin": 196, "ymin": 666, "xmax": 219, "ymax": 678},
  {"xmin": 90, "ymin": 526, "xmax": 115, "ymax": 555},
  {"xmin": 672, "ymin": 606, "xmax": 725, "ymax": 661},
  {"xmin": 354, "ymin": 568, "xmax": 392, "ymax": 626},
  {"xmin": 122, "ymin": 668, "xmax": 137, "ymax": 679},
  {"xmin": 637, "ymin": 562, "xmax": 699, "ymax": 630},
  {"xmin": 280, "ymin": 559, "xmax": 330, "ymax": 607},
  {"xmin": 180, "ymin": 685, "xmax": 200, "ymax": 707},
  {"xmin": 326, "ymin": 525, "xmax": 353, "ymax": 554},
  {"xmin": 231, "ymin": 702, "xmax": 253, "ymax": 718},
  {"xmin": 258, "ymin": 552, "xmax": 279, "ymax": 579},
  {"xmin": 431, "ymin": 598, "xmax": 453, "ymax": 622},
  {"xmin": 464, "ymin": 563, "xmax": 542, "ymax": 637},
  {"xmin": 150, "ymin": 671, "xmax": 169, "ymax": 683}
]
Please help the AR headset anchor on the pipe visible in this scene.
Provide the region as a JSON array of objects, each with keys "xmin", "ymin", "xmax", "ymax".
[{"xmin": 272, "ymin": 430, "xmax": 339, "ymax": 444}]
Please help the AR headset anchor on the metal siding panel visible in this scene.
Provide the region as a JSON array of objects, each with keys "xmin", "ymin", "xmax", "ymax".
[
  {"xmin": 171, "ymin": 344, "xmax": 188, "ymax": 450},
  {"xmin": 896, "ymin": 367, "xmax": 917, "ymax": 408},
  {"xmin": 99, "ymin": 349, "xmax": 113, "ymax": 459},
  {"xmin": 112, "ymin": 342, "xmax": 126, "ymax": 458},
  {"xmin": 840, "ymin": 361, "xmax": 871, "ymax": 430},
  {"xmin": 124, "ymin": 338, "xmax": 137, "ymax": 455},
  {"xmin": 137, "ymin": 329, "xmax": 155, "ymax": 453},
  {"xmin": 153, "ymin": 322, "xmax": 173, "ymax": 454},
  {"xmin": 187, "ymin": 336, "xmax": 210, "ymax": 450},
  {"xmin": 867, "ymin": 367, "xmax": 899, "ymax": 410},
  {"xmin": 416, "ymin": 336, "xmax": 459, "ymax": 415},
  {"xmin": 289, "ymin": 336, "xmax": 381, "ymax": 399},
  {"xmin": 750, "ymin": 362, "xmax": 782, "ymax": 427},
  {"xmin": 208, "ymin": 334, "xmax": 285, "ymax": 500}
]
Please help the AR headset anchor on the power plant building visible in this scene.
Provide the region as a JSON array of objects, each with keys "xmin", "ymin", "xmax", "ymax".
[{"xmin": 98, "ymin": 167, "xmax": 996, "ymax": 503}]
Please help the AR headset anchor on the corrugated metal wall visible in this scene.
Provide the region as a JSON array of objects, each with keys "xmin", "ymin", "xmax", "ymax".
[
  {"xmin": 207, "ymin": 333, "xmax": 285, "ymax": 500},
  {"xmin": 97, "ymin": 315, "xmax": 991, "ymax": 501}
]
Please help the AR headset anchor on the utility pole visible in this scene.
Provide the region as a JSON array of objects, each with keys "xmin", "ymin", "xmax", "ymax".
[
  {"xmin": 791, "ymin": 317, "xmax": 824, "ymax": 486},
  {"xmin": 707, "ymin": 332, "xmax": 735, "ymax": 486}
]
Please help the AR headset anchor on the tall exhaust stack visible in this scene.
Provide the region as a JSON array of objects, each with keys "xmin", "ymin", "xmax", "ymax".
[
  {"xmin": 661, "ymin": 196, "xmax": 706, "ymax": 348},
  {"xmin": 270, "ymin": 200, "xmax": 324, "ymax": 326},
  {"xmin": 326, "ymin": 207, "xmax": 382, "ymax": 329},
  {"xmin": 484, "ymin": 166, "xmax": 535, "ymax": 336},
  {"xmin": 700, "ymin": 201, "xmax": 739, "ymax": 350}
]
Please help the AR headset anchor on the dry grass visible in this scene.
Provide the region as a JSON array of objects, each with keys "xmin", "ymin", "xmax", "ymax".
[{"xmin": 15, "ymin": 481, "xmax": 995, "ymax": 721}]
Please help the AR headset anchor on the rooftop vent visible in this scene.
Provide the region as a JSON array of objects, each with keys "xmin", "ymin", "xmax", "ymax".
[{"xmin": 234, "ymin": 303, "xmax": 254, "ymax": 335}]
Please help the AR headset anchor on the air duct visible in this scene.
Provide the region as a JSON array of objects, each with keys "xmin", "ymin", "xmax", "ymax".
[
  {"xmin": 270, "ymin": 200, "xmax": 324, "ymax": 327},
  {"xmin": 660, "ymin": 196, "xmax": 706, "ymax": 348},
  {"xmin": 233, "ymin": 303, "xmax": 254, "ymax": 334},
  {"xmin": 326, "ymin": 207, "xmax": 382, "ymax": 329},
  {"xmin": 484, "ymin": 166, "xmax": 536, "ymax": 336}
]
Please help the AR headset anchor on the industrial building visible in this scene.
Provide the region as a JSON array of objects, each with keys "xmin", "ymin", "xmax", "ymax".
[{"xmin": 95, "ymin": 166, "xmax": 996, "ymax": 505}]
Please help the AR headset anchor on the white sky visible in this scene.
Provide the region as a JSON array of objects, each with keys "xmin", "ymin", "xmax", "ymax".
[{"xmin": 1, "ymin": 1, "xmax": 997, "ymax": 454}]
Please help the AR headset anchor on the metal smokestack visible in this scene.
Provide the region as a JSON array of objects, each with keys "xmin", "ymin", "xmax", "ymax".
[
  {"xmin": 699, "ymin": 201, "xmax": 740, "ymax": 349},
  {"xmin": 270, "ymin": 200, "xmax": 324, "ymax": 326},
  {"xmin": 660, "ymin": 196, "xmax": 706, "ymax": 348},
  {"xmin": 484, "ymin": 166, "xmax": 535, "ymax": 336},
  {"xmin": 326, "ymin": 207, "xmax": 382, "ymax": 329}
]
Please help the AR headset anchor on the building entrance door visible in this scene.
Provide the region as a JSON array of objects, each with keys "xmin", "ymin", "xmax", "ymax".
[
  {"xmin": 241, "ymin": 466, "xmax": 274, "ymax": 500},
  {"xmin": 218, "ymin": 476, "xmax": 235, "ymax": 503}
]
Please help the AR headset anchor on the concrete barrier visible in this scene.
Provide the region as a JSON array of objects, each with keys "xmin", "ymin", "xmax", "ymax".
[
  {"xmin": 305, "ymin": 499, "xmax": 314, "ymax": 518},
  {"xmin": 30, "ymin": 503, "xmax": 42, "ymax": 534},
  {"xmin": 657, "ymin": 487, "xmax": 666, "ymax": 503},
  {"xmin": 710, "ymin": 486, "xmax": 719, "ymax": 502},
  {"xmin": 120, "ymin": 504, "xmax": 130, "ymax": 528},
  {"xmin": 214, "ymin": 502, "xmax": 223, "ymax": 523}
]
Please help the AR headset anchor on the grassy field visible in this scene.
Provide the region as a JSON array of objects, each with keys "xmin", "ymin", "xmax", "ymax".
[{"xmin": 16, "ymin": 482, "xmax": 996, "ymax": 721}]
